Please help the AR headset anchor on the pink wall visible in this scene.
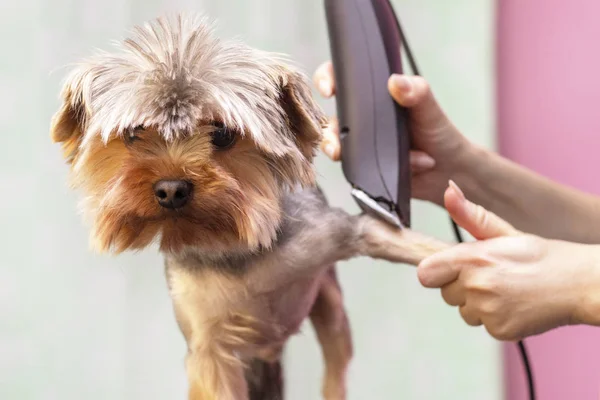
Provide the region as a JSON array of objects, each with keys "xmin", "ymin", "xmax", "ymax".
[{"xmin": 496, "ymin": 1, "xmax": 600, "ymax": 399}]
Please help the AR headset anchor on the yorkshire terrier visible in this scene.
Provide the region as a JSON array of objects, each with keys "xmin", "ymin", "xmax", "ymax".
[{"xmin": 50, "ymin": 13, "xmax": 445, "ymax": 400}]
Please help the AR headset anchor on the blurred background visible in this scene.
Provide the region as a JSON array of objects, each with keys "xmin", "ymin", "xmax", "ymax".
[{"xmin": 2, "ymin": 0, "xmax": 500, "ymax": 399}]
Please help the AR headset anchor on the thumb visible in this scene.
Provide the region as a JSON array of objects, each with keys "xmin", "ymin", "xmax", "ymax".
[{"xmin": 444, "ymin": 180, "xmax": 520, "ymax": 239}]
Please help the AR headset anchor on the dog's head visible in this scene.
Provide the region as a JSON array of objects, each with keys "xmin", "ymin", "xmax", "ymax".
[{"xmin": 50, "ymin": 14, "xmax": 325, "ymax": 255}]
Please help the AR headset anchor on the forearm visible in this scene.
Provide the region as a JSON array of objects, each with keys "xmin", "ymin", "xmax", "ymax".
[{"xmin": 453, "ymin": 144, "xmax": 600, "ymax": 244}]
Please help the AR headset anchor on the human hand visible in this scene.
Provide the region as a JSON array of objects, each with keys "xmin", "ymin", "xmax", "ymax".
[
  {"xmin": 417, "ymin": 181, "xmax": 600, "ymax": 341},
  {"xmin": 313, "ymin": 61, "xmax": 473, "ymax": 206}
]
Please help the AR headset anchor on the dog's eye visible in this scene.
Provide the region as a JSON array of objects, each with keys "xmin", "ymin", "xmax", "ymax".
[
  {"xmin": 125, "ymin": 125, "xmax": 145, "ymax": 144},
  {"xmin": 211, "ymin": 123, "xmax": 237, "ymax": 150}
]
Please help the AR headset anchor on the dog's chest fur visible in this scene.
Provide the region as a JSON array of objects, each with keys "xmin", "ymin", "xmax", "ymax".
[{"xmin": 164, "ymin": 187, "xmax": 358, "ymax": 359}]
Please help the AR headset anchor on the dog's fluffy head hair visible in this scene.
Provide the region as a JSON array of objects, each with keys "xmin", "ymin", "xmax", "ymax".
[{"xmin": 50, "ymin": 13, "xmax": 326, "ymax": 255}]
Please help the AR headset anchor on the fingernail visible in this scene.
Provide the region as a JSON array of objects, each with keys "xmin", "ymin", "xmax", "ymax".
[
  {"xmin": 319, "ymin": 79, "xmax": 332, "ymax": 97},
  {"xmin": 415, "ymin": 153, "xmax": 435, "ymax": 169},
  {"xmin": 391, "ymin": 74, "xmax": 412, "ymax": 93},
  {"xmin": 325, "ymin": 142, "xmax": 336, "ymax": 159},
  {"xmin": 448, "ymin": 180, "xmax": 465, "ymax": 201}
]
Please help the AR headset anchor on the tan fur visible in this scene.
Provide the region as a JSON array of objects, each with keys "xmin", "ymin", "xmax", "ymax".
[
  {"xmin": 168, "ymin": 268, "xmax": 259, "ymax": 400},
  {"xmin": 166, "ymin": 249, "xmax": 332, "ymax": 400},
  {"xmin": 51, "ymin": 12, "xmax": 450, "ymax": 400}
]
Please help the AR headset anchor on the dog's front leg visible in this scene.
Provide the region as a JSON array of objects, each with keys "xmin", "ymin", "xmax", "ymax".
[
  {"xmin": 355, "ymin": 214, "xmax": 451, "ymax": 265},
  {"xmin": 304, "ymin": 206, "xmax": 449, "ymax": 268},
  {"xmin": 185, "ymin": 346, "xmax": 248, "ymax": 400},
  {"xmin": 166, "ymin": 263, "xmax": 253, "ymax": 400},
  {"xmin": 310, "ymin": 266, "xmax": 353, "ymax": 400}
]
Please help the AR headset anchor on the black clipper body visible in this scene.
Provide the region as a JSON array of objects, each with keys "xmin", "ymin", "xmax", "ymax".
[{"xmin": 324, "ymin": 0, "xmax": 412, "ymax": 228}]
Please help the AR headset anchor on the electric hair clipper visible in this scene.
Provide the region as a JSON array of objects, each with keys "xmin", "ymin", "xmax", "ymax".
[{"xmin": 323, "ymin": 0, "xmax": 414, "ymax": 228}]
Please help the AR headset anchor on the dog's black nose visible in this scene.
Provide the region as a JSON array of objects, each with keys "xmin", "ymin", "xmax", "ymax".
[{"xmin": 153, "ymin": 180, "xmax": 192, "ymax": 209}]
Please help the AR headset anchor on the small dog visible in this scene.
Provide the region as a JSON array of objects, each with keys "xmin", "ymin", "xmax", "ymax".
[{"xmin": 50, "ymin": 13, "xmax": 443, "ymax": 400}]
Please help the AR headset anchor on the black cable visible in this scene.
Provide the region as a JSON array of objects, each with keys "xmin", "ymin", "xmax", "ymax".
[
  {"xmin": 392, "ymin": 6, "xmax": 536, "ymax": 400},
  {"xmin": 518, "ymin": 337, "xmax": 536, "ymax": 400},
  {"xmin": 451, "ymin": 219, "xmax": 465, "ymax": 243}
]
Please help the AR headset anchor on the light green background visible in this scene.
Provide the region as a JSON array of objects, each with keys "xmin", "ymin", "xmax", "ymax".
[{"xmin": 1, "ymin": 0, "xmax": 499, "ymax": 399}]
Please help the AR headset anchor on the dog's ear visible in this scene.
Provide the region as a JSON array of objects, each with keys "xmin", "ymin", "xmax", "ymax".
[
  {"xmin": 278, "ymin": 68, "xmax": 327, "ymax": 162},
  {"xmin": 50, "ymin": 68, "xmax": 90, "ymax": 163}
]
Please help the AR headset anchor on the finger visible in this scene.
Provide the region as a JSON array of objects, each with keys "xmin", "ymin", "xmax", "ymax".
[
  {"xmin": 417, "ymin": 242, "xmax": 492, "ymax": 288},
  {"xmin": 480, "ymin": 315, "xmax": 521, "ymax": 341},
  {"xmin": 388, "ymin": 74, "xmax": 448, "ymax": 127},
  {"xmin": 441, "ymin": 280, "xmax": 465, "ymax": 306},
  {"xmin": 417, "ymin": 250, "xmax": 464, "ymax": 289},
  {"xmin": 459, "ymin": 303, "xmax": 482, "ymax": 327},
  {"xmin": 410, "ymin": 150, "xmax": 436, "ymax": 173},
  {"xmin": 319, "ymin": 117, "xmax": 341, "ymax": 161},
  {"xmin": 313, "ymin": 61, "xmax": 335, "ymax": 98},
  {"xmin": 444, "ymin": 180, "xmax": 520, "ymax": 240},
  {"xmin": 417, "ymin": 259, "xmax": 459, "ymax": 288}
]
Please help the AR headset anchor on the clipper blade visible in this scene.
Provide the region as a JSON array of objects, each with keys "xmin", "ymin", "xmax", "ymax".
[{"xmin": 351, "ymin": 188, "xmax": 404, "ymax": 229}]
